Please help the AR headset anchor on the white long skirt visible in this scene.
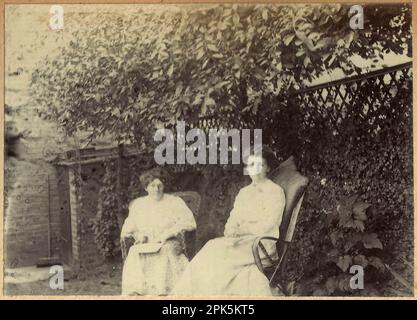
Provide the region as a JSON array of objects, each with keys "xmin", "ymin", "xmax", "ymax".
[
  {"xmin": 122, "ymin": 239, "xmax": 188, "ymax": 295},
  {"xmin": 172, "ymin": 236, "xmax": 273, "ymax": 296}
]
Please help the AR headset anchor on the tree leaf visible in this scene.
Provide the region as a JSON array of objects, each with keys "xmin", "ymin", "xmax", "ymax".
[
  {"xmin": 337, "ymin": 274, "xmax": 352, "ymax": 292},
  {"xmin": 303, "ymin": 55, "xmax": 311, "ymax": 67},
  {"xmin": 368, "ymin": 256, "xmax": 386, "ymax": 271},
  {"xmin": 283, "ymin": 33, "xmax": 295, "ymax": 46},
  {"xmin": 329, "ymin": 231, "xmax": 339, "ymax": 246},
  {"xmin": 232, "ymin": 13, "xmax": 240, "ymax": 26},
  {"xmin": 204, "ymin": 97, "xmax": 216, "ymax": 108},
  {"xmin": 362, "ymin": 233, "xmax": 383, "ymax": 249},
  {"xmin": 353, "ymin": 254, "xmax": 368, "ymax": 268},
  {"xmin": 315, "ymin": 37, "xmax": 333, "ymax": 50},
  {"xmin": 296, "ymin": 31, "xmax": 316, "ymax": 51},
  {"xmin": 296, "ymin": 49, "xmax": 305, "ymax": 57},
  {"xmin": 262, "ymin": 9, "xmax": 268, "ymax": 21},
  {"xmin": 167, "ymin": 64, "xmax": 174, "ymax": 77},
  {"xmin": 337, "ymin": 255, "xmax": 352, "ymax": 272},
  {"xmin": 353, "ymin": 201, "xmax": 370, "ymax": 221},
  {"xmin": 196, "ymin": 49, "xmax": 205, "ymax": 60},
  {"xmin": 207, "ymin": 44, "xmax": 219, "ymax": 52},
  {"xmin": 202, "ymin": 59, "xmax": 209, "ymax": 69},
  {"xmin": 345, "ymin": 219, "xmax": 365, "ymax": 232},
  {"xmin": 325, "ymin": 276, "xmax": 338, "ymax": 294}
]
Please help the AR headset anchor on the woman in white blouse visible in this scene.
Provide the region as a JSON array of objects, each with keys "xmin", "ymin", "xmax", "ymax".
[
  {"xmin": 172, "ymin": 148, "xmax": 285, "ymax": 296},
  {"xmin": 121, "ymin": 169, "xmax": 196, "ymax": 295}
]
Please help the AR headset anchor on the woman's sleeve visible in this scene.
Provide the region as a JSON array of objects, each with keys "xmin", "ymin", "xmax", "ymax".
[
  {"xmin": 241, "ymin": 187, "xmax": 286, "ymax": 236},
  {"xmin": 224, "ymin": 190, "xmax": 244, "ymax": 236},
  {"xmin": 174, "ymin": 197, "xmax": 197, "ymax": 232},
  {"xmin": 159, "ymin": 197, "xmax": 196, "ymax": 241}
]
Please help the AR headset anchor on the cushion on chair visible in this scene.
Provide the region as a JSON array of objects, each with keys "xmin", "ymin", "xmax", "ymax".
[{"xmin": 270, "ymin": 156, "xmax": 308, "ymax": 242}]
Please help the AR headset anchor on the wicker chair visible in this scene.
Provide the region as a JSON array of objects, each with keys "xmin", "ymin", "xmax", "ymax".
[
  {"xmin": 121, "ymin": 191, "xmax": 201, "ymax": 261},
  {"xmin": 252, "ymin": 156, "xmax": 308, "ymax": 295}
]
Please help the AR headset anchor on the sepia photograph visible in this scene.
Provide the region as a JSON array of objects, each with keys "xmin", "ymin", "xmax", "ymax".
[{"xmin": 2, "ymin": 2, "xmax": 414, "ymax": 298}]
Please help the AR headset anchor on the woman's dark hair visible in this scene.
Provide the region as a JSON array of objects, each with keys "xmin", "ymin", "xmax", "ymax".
[
  {"xmin": 243, "ymin": 144, "xmax": 279, "ymax": 169},
  {"xmin": 139, "ymin": 167, "xmax": 166, "ymax": 189}
]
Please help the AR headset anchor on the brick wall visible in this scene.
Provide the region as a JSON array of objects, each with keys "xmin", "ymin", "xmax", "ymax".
[
  {"xmin": 5, "ymin": 140, "xmax": 61, "ymax": 268},
  {"xmin": 5, "ymin": 63, "xmax": 116, "ymax": 270}
]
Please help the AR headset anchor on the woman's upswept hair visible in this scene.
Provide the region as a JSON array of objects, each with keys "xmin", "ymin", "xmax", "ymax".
[
  {"xmin": 242, "ymin": 144, "xmax": 279, "ymax": 169},
  {"xmin": 139, "ymin": 167, "xmax": 166, "ymax": 189}
]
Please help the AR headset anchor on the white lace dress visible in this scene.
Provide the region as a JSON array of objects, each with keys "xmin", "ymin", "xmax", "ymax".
[
  {"xmin": 172, "ymin": 179, "xmax": 285, "ymax": 296},
  {"xmin": 121, "ymin": 194, "xmax": 196, "ymax": 295}
]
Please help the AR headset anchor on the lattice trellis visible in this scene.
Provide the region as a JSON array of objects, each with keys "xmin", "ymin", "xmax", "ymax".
[
  {"xmin": 162, "ymin": 62, "xmax": 413, "ymax": 169},
  {"xmin": 176, "ymin": 112, "xmax": 256, "ymax": 132},
  {"xmin": 291, "ymin": 62, "xmax": 412, "ymax": 134},
  {"xmin": 182, "ymin": 62, "xmax": 413, "ymax": 146}
]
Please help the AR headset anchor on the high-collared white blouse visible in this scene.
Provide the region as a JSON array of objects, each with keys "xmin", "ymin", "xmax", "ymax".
[
  {"xmin": 121, "ymin": 194, "xmax": 196, "ymax": 242},
  {"xmin": 224, "ymin": 179, "xmax": 286, "ymax": 238}
]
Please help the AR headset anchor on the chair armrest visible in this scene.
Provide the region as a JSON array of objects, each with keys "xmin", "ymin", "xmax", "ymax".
[
  {"xmin": 121, "ymin": 235, "xmax": 135, "ymax": 262},
  {"xmin": 276, "ymin": 239, "xmax": 289, "ymax": 258},
  {"xmin": 252, "ymin": 236, "xmax": 279, "ymax": 273},
  {"xmin": 121, "ymin": 238, "xmax": 127, "ymax": 261},
  {"xmin": 253, "ymin": 237, "xmax": 292, "ymax": 286},
  {"xmin": 269, "ymin": 240, "xmax": 290, "ymax": 285}
]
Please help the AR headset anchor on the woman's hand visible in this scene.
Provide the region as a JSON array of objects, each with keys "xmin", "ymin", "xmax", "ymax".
[
  {"xmin": 121, "ymin": 232, "xmax": 134, "ymax": 240},
  {"xmin": 155, "ymin": 230, "xmax": 176, "ymax": 243},
  {"xmin": 224, "ymin": 223, "xmax": 252, "ymax": 238},
  {"xmin": 224, "ymin": 222, "xmax": 242, "ymax": 237},
  {"xmin": 224, "ymin": 226, "xmax": 238, "ymax": 238},
  {"xmin": 172, "ymin": 241, "xmax": 184, "ymax": 255},
  {"xmin": 135, "ymin": 235, "xmax": 148, "ymax": 244}
]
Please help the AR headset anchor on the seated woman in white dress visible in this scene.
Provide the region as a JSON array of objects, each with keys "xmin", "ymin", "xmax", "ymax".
[
  {"xmin": 172, "ymin": 148, "xmax": 286, "ymax": 296},
  {"xmin": 121, "ymin": 169, "xmax": 197, "ymax": 295}
]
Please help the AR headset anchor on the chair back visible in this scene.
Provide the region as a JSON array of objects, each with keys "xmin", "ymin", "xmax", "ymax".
[
  {"xmin": 172, "ymin": 191, "xmax": 201, "ymax": 217},
  {"xmin": 257, "ymin": 156, "xmax": 309, "ymax": 288},
  {"xmin": 270, "ymin": 156, "xmax": 308, "ymax": 244}
]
